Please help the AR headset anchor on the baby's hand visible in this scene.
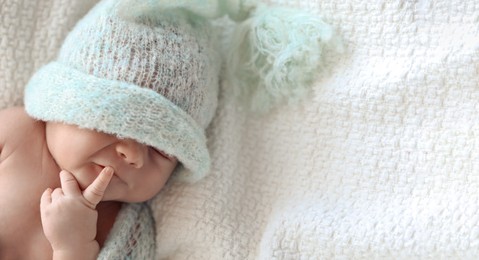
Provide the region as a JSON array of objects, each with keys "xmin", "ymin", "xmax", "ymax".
[{"xmin": 40, "ymin": 167, "xmax": 114, "ymax": 259}]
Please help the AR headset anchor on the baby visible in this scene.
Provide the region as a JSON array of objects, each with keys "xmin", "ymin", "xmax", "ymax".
[
  {"xmin": 0, "ymin": 0, "xmax": 334, "ymax": 258},
  {"xmin": 0, "ymin": 0, "xmax": 221, "ymax": 259},
  {"xmin": 0, "ymin": 107, "xmax": 177, "ymax": 259}
]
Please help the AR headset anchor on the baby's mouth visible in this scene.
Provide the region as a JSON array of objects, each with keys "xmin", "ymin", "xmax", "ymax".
[
  {"xmin": 95, "ymin": 164, "xmax": 118, "ymax": 180},
  {"xmin": 93, "ymin": 164, "xmax": 110, "ymax": 177}
]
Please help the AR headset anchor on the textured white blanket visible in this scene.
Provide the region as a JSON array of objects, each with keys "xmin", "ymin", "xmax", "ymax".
[{"xmin": 2, "ymin": 0, "xmax": 479, "ymax": 259}]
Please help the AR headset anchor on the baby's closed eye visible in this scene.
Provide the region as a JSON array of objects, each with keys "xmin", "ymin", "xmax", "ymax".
[{"xmin": 149, "ymin": 146, "xmax": 175, "ymax": 160}]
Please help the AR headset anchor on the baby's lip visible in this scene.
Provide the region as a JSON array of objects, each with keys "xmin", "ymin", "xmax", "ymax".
[
  {"xmin": 96, "ymin": 164, "xmax": 119, "ymax": 179},
  {"xmin": 95, "ymin": 164, "xmax": 110, "ymax": 175},
  {"xmin": 97, "ymin": 164, "xmax": 116, "ymax": 173},
  {"xmin": 94, "ymin": 164, "xmax": 118, "ymax": 181}
]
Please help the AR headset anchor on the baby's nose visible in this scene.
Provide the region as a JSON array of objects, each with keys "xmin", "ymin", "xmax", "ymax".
[{"xmin": 115, "ymin": 139, "xmax": 145, "ymax": 168}]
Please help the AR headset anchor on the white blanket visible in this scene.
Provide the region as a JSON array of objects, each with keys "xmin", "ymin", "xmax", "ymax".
[{"xmin": 2, "ymin": 0, "xmax": 479, "ymax": 259}]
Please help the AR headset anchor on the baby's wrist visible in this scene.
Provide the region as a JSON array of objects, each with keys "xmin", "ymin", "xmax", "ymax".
[{"xmin": 52, "ymin": 242, "xmax": 100, "ymax": 260}]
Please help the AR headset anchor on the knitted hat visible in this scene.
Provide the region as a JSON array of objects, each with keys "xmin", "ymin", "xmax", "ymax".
[{"xmin": 24, "ymin": 0, "xmax": 338, "ymax": 182}]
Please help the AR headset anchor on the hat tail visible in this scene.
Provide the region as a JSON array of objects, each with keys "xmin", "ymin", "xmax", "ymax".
[
  {"xmin": 226, "ymin": 5, "xmax": 342, "ymax": 113},
  {"xmin": 118, "ymin": 0, "xmax": 343, "ymax": 113}
]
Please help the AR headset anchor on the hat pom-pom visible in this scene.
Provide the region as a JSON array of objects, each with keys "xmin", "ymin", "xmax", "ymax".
[{"xmin": 226, "ymin": 5, "xmax": 339, "ymax": 113}]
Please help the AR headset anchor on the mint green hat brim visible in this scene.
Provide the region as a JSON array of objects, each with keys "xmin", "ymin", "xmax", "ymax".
[{"xmin": 24, "ymin": 62, "xmax": 210, "ymax": 182}]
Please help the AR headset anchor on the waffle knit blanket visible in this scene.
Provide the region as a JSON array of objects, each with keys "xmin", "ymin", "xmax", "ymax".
[{"xmin": 1, "ymin": 0, "xmax": 479, "ymax": 259}]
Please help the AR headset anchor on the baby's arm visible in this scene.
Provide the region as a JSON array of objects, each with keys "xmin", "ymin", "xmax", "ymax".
[{"xmin": 40, "ymin": 167, "xmax": 114, "ymax": 260}]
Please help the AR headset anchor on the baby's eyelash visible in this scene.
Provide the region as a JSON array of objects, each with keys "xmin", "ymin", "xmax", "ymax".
[
  {"xmin": 150, "ymin": 147, "xmax": 162, "ymax": 155},
  {"xmin": 150, "ymin": 147, "xmax": 172, "ymax": 159}
]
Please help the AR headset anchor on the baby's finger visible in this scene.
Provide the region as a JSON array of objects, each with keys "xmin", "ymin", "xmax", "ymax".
[
  {"xmin": 40, "ymin": 188, "xmax": 53, "ymax": 208},
  {"xmin": 51, "ymin": 187, "xmax": 64, "ymax": 201},
  {"xmin": 83, "ymin": 167, "xmax": 114, "ymax": 209},
  {"xmin": 59, "ymin": 170, "xmax": 81, "ymax": 196}
]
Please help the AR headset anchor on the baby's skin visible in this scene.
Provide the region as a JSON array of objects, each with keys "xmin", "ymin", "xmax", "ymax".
[
  {"xmin": 0, "ymin": 107, "xmax": 178, "ymax": 259},
  {"xmin": 41, "ymin": 168, "xmax": 115, "ymax": 259}
]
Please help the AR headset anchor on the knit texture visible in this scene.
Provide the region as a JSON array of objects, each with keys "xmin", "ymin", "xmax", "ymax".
[
  {"xmin": 0, "ymin": 0, "xmax": 98, "ymax": 109},
  {"xmin": 119, "ymin": 0, "xmax": 338, "ymax": 113},
  {"xmin": 2, "ymin": 0, "xmax": 479, "ymax": 259},
  {"xmin": 151, "ymin": 0, "xmax": 479, "ymax": 259},
  {"xmin": 24, "ymin": 0, "xmax": 221, "ymax": 182},
  {"xmin": 98, "ymin": 203, "xmax": 156, "ymax": 259}
]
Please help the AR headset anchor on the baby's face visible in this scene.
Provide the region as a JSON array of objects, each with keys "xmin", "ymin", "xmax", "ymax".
[{"xmin": 45, "ymin": 122, "xmax": 178, "ymax": 202}]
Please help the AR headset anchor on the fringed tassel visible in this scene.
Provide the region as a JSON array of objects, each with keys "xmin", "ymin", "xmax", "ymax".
[
  {"xmin": 226, "ymin": 4, "xmax": 338, "ymax": 113},
  {"xmin": 117, "ymin": 0, "xmax": 341, "ymax": 113}
]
